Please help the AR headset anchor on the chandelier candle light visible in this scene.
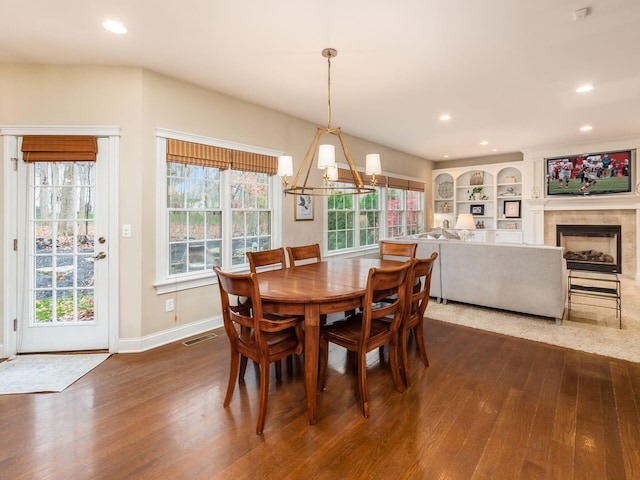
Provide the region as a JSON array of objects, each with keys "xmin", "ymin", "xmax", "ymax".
[{"xmin": 278, "ymin": 48, "xmax": 381, "ymax": 196}]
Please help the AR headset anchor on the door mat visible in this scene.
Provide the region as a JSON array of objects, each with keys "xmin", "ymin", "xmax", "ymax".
[{"xmin": 0, "ymin": 353, "xmax": 110, "ymax": 395}]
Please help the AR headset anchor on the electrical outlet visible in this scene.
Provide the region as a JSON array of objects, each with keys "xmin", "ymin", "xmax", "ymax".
[
  {"xmin": 122, "ymin": 224, "xmax": 132, "ymax": 237},
  {"xmin": 165, "ymin": 298, "xmax": 175, "ymax": 312}
]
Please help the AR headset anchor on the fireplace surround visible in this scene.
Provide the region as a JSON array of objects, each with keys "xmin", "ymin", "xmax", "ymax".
[{"xmin": 556, "ymin": 224, "xmax": 622, "ymax": 273}]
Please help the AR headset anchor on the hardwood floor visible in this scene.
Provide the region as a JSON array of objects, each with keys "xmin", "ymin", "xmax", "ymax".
[{"xmin": 1, "ymin": 320, "xmax": 639, "ymax": 479}]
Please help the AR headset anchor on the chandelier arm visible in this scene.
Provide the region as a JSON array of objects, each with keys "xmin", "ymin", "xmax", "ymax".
[
  {"xmin": 336, "ymin": 129, "xmax": 366, "ymax": 189},
  {"xmin": 290, "ymin": 128, "xmax": 322, "ymax": 188}
]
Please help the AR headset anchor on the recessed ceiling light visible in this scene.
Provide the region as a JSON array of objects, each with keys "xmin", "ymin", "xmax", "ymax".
[
  {"xmin": 443, "ymin": 155, "xmax": 449, "ymax": 158},
  {"xmin": 576, "ymin": 85, "xmax": 593, "ymax": 93},
  {"xmin": 492, "ymin": 149, "xmax": 498, "ymax": 152},
  {"xmin": 580, "ymin": 125, "xmax": 592, "ymax": 132},
  {"xmin": 102, "ymin": 19, "xmax": 127, "ymax": 34},
  {"xmin": 480, "ymin": 141, "xmax": 488, "ymax": 145},
  {"xmin": 439, "ymin": 114, "xmax": 451, "ymax": 121}
]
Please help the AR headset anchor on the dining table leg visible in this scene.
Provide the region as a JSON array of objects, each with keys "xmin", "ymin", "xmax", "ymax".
[{"xmin": 304, "ymin": 302, "xmax": 320, "ymax": 425}]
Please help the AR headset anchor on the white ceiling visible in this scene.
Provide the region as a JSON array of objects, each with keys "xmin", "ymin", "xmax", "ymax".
[{"xmin": 2, "ymin": 0, "xmax": 640, "ymax": 162}]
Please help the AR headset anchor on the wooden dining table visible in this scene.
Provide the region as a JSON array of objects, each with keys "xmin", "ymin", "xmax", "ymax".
[{"xmin": 257, "ymin": 257, "xmax": 401, "ymax": 425}]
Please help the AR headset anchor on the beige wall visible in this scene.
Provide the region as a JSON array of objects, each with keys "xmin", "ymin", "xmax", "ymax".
[{"xmin": 0, "ymin": 64, "xmax": 433, "ymax": 347}]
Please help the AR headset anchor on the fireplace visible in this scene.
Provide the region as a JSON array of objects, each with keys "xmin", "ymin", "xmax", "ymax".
[{"xmin": 556, "ymin": 225, "xmax": 622, "ymax": 273}]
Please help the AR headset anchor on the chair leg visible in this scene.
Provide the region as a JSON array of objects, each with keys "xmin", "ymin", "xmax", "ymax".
[
  {"xmin": 239, "ymin": 355, "xmax": 248, "ymax": 384},
  {"xmin": 357, "ymin": 350, "xmax": 370, "ymax": 418},
  {"xmin": 256, "ymin": 361, "xmax": 270, "ymax": 435},
  {"xmin": 389, "ymin": 336, "xmax": 406, "ymax": 393},
  {"xmin": 275, "ymin": 360, "xmax": 283, "ymax": 383},
  {"xmin": 399, "ymin": 328, "xmax": 410, "ymax": 387},
  {"xmin": 224, "ymin": 351, "xmax": 240, "ymax": 407},
  {"xmin": 413, "ymin": 322, "xmax": 429, "ymax": 367},
  {"xmin": 286, "ymin": 355, "xmax": 294, "ymax": 375},
  {"xmin": 378, "ymin": 345, "xmax": 385, "ymax": 364}
]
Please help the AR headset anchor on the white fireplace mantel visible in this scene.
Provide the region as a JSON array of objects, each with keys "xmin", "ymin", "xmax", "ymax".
[{"xmin": 528, "ymin": 195, "xmax": 640, "ymax": 212}]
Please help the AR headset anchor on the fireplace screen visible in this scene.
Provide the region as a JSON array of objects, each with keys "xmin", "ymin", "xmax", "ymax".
[{"xmin": 556, "ymin": 225, "xmax": 621, "ymax": 273}]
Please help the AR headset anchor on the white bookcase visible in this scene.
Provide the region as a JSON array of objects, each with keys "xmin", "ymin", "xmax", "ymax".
[{"xmin": 432, "ymin": 163, "xmax": 524, "ymax": 243}]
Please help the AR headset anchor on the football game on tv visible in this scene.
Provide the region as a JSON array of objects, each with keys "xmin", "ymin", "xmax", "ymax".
[{"xmin": 545, "ymin": 149, "xmax": 633, "ymax": 196}]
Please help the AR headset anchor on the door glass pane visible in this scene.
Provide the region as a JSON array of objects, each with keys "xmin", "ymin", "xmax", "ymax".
[{"xmin": 30, "ymin": 162, "xmax": 96, "ymax": 325}]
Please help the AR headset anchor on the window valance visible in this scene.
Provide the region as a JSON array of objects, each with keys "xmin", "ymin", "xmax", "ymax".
[{"xmin": 22, "ymin": 135, "xmax": 98, "ymax": 162}]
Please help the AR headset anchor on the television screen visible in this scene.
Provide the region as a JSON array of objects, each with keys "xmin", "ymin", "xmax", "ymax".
[{"xmin": 545, "ymin": 149, "xmax": 633, "ymax": 196}]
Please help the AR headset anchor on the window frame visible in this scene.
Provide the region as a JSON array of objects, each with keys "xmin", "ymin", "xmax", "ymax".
[
  {"xmin": 155, "ymin": 129, "xmax": 283, "ymax": 294},
  {"xmin": 324, "ymin": 173, "xmax": 425, "ymax": 257}
]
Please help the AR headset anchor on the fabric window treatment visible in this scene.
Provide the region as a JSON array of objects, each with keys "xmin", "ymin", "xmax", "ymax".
[
  {"xmin": 230, "ymin": 150, "xmax": 278, "ymax": 175},
  {"xmin": 167, "ymin": 139, "xmax": 231, "ymax": 169},
  {"xmin": 387, "ymin": 177, "xmax": 409, "ymax": 190},
  {"xmin": 335, "ymin": 168, "xmax": 381, "ymax": 187},
  {"xmin": 408, "ymin": 180, "xmax": 425, "ymax": 192},
  {"xmin": 166, "ymin": 139, "xmax": 278, "ymax": 175},
  {"xmin": 22, "ymin": 136, "xmax": 98, "ymax": 162}
]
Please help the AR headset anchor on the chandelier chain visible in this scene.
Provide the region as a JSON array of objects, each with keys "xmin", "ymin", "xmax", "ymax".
[{"xmin": 326, "ymin": 51, "xmax": 332, "ymax": 129}]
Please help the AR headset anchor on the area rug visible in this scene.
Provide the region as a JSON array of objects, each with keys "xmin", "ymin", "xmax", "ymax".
[
  {"xmin": 426, "ymin": 301, "xmax": 640, "ymax": 363},
  {"xmin": 0, "ymin": 353, "xmax": 110, "ymax": 395}
]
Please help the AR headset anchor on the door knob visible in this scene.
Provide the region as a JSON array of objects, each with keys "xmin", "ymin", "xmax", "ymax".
[{"xmin": 94, "ymin": 252, "xmax": 107, "ymax": 260}]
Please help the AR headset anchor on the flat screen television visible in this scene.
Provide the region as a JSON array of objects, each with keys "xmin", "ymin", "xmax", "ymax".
[{"xmin": 545, "ymin": 149, "xmax": 634, "ymax": 196}]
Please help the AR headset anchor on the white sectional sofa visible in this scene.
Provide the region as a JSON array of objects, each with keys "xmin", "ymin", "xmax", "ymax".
[{"xmin": 393, "ymin": 237, "xmax": 567, "ymax": 322}]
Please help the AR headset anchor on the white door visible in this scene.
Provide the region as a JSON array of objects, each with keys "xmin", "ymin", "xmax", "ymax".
[{"xmin": 16, "ymin": 138, "xmax": 111, "ymax": 352}]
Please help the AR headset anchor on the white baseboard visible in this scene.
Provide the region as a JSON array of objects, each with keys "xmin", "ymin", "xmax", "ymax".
[{"xmin": 117, "ymin": 315, "xmax": 223, "ymax": 353}]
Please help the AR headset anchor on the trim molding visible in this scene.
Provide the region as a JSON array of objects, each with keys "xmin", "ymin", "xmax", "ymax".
[{"xmin": 117, "ymin": 315, "xmax": 223, "ymax": 353}]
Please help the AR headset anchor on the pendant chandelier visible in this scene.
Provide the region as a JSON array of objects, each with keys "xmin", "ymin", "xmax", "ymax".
[{"xmin": 278, "ymin": 48, "xmax": 381, "ymax": 196}]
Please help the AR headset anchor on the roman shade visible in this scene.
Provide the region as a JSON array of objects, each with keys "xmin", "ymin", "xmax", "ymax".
[
  {"xmin": 167, "ymin": 139, "xmax": 278, "ymax": 174},
  {"xmin": 167, "ymin": 139, "xmax": 231, "ymax": 169},
  {"xmin": 230, "ymin": 150, "xmax": 278, "ymax": 175},
  {"xmin": 408, "ymin": 180, "xmax": 425, "ymax": 192},
  {"xmin": 22, "ymin": 135, "xmax": 98, "ymax": 162},
  {"xmin": 335, "ymin": 167, "xmax": 386, "ymax": 187},
  {"xmin": 387, "ymin": 177, "xmax": 409, "ymax": 190}
]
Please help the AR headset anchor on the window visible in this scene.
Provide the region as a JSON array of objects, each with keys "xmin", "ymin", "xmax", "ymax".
[
  {"xmin": 327, "ymin": 185, "xmax": 382, "ymax": 253},
  {"xmin": 386, "ymin": 187, "xmax": 405, "ymax": 238},
  {"xmin": 167, "ymin": 162, "xmax": 222, "ymax": 275},
  {"xmin": 156, "ymin": 131, "xmax": 281, "ymax": 292},
  {"xmin": 327, "ymin": 184, "xmax": 355, "ymax": 252},
  {"xmin": 230, "ymin": 170, "xmax": 271, "ymax": 266},
  {"xmin": 405, "ymin": 190, "xmax": 424, "ymax": 235},
  {"xmin": 358, "ymin": 189, "xmax": 381, "ymax": 247},
  {"xmin": 326, "ymin": 172, "xmax": 424, "ymax": 253},
  {"xmin": 386, "ymin": 178, "xmax": 425, "ymax": 237}
]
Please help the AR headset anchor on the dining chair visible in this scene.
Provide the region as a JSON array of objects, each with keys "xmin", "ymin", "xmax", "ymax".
[
  {"xmin": 214, "ymin": 266, "xmax": 304, "ymax": 435},
  {"xmin": 247, "ymin": 247, "xmax": 287, "ymax": 272},
  {"xmin": 379, "ymin": 241, "xmax": 417, "ymax": 261},
  {"xmin": 246, "ymin": 247, "xmax": 295, "ymax": 378},
  {"xmin": 318, "ymin": 261, "xmax": 412, "ymax": 418},
  {"xmin": 286, "ymin": 243, "xmax": 321, "ymax": 267},
  {"xmin": 375, "ymin": 241, "xmax": 418, "ymax": 311},
  {"xmin": 399, "ymin": 253, "xmax": 438, "ymax": 387}
]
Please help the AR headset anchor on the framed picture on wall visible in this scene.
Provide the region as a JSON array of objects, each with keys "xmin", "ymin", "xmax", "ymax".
[
  {"xmin": 504, "ymin": 200, "xmax": 521, "ymax": 218},
  {"xmin": 295, "ymin": 194, "xmax": 314, "ymax": 221},
  {"xmin": 470, "ymin": 204, "xmax": 484, "ymax": 216}
]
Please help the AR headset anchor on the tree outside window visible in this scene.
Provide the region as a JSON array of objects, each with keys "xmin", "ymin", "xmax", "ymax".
[
  {"xmin": 358, "ymin": 189, "xmax": 380, "ymax": 247},
  {"xmin": 327, "ymin": 186, "xmax": 355, "ymax": 252},
  {"xmin": 406, "ymin": 190, "xmax": 424, "ymax": 234},
  {"xmin": 167, "ymin": 163, "xmax": 222, "ymax": 275},
  {"xmin": 386, "ymin": 187, "xmax": 405, "ymax": 237}
]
